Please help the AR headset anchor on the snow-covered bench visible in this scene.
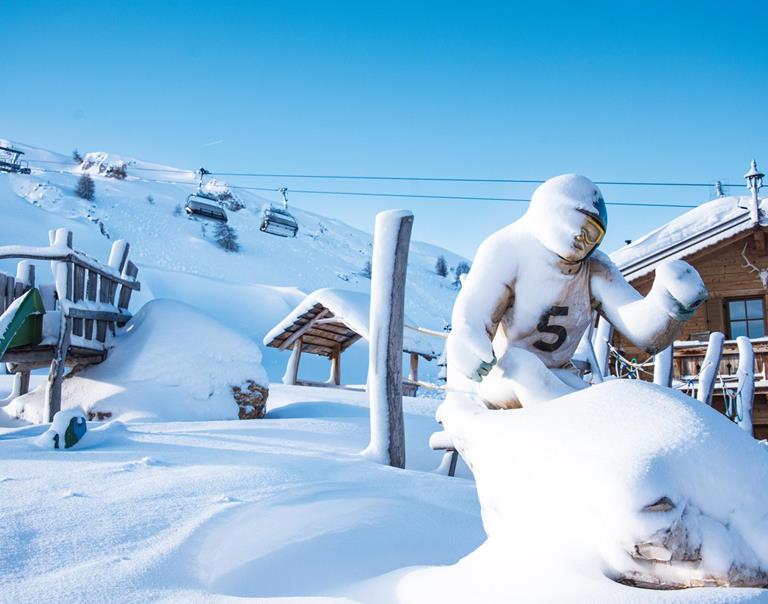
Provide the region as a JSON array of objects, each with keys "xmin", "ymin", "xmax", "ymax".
[{"xmin": 0, "ymin": 228, "xmax": 140, "ymax": 421}]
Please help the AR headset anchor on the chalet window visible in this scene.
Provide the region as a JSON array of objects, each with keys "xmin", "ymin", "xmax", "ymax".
[{"xmin": 726, "ymin": 297, "xmax": 765, "ymax": 339}]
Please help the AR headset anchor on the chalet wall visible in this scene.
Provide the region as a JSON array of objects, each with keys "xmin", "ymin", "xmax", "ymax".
[{"xmin": 613, "ymin": 229, "xmax": 768, "ymax": 353}]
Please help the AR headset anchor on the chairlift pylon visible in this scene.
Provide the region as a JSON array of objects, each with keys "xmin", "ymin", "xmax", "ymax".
[
  {"xmin": 260, "ymin": 187, "xmax": 299, "ymax": 237},
  {"xmin": 184, "ymin": 167, "xmax": 228, "ymax": 222},
  {"xmin": 0, "ymin": 145, "xmax": 31, "ymax": 175}
]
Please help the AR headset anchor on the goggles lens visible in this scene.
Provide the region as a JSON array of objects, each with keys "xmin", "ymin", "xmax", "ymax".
[{"xmin": 582, "ymin": 215, "xmax": 605, "ymax": 247}]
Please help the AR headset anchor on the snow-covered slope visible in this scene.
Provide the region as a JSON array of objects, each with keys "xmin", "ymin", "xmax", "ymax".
[{"xmin": 0, "ymin": 140, "xmax": 466, "ymax": 383}]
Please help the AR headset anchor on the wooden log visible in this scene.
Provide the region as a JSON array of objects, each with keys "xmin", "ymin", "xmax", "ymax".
[
  {"xmin": 330, "ymin": 344, "xmax": 341, "ymax": 385},
  {"xmin": 593, "ymin": 316, "xmax": 613, "ymax": 377},
  {"xmin": 735, "ymin": 336, "xmax": 755, "ymax": 436},
  {"xmin": 72, "ymin": 264, "xmax": 86, "ymax": 337},
  {"xmin": 364, "ymin": 210, "xmax": 413, "ymax": 469},
  {"xmin": 84, "ymin": 270, "xmax": 98, "ymax": 340},
  {"xmin": 653, "ymin": 346, "xmax": 673, "ymax": 387},
  {"xmin": 44, "ymin": 315, "xmax": 71, "ymax": 423},
  {"xmin": 697, "ymin": 332, "xmax": 724, "ymax": 406}
]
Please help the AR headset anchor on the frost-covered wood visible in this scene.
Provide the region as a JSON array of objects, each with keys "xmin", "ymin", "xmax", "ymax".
[
  {"xmin": 696, "ymin": 331, "xmax": 724, "ymax": 405},
  {"xmin": 592, "ymin": 316, "xmax": 613, "ymax": 377},
  {"xmin": 735, "ymin": 336, "xmax": 755, "ymax": 435},
  {"xmin": 364, "ymin": 210, "xmax": 413, "ymax": 468},
  {"xmin": 653, "ymin": 345, "xmax": 673, "ymax": 387}
]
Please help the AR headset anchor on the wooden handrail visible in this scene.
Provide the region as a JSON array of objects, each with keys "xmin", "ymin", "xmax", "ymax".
[{"xmin": 0, "ymin": 247, "xmax": 140, "ymax": 290}]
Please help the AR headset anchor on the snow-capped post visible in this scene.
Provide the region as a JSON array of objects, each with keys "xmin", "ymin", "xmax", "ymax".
[
  {"xmin": 592, "ymin": 316, "xmax": 613, "ymax": 377},
  {"xmin": 45, "ymin": 228, "xmax": 74, "ymax": 423},
  {"xmin": 735, "ymin": 336, "xmax": 755, "ymax": 435},
  {"xmin": 363, "ymin": 209, "xmax": 414, "ymax": 469},
  {"xmin": 653, "ymin": 346, "xmax": 673, "ymax": 387},
  {"xmin": 744, "ymin": 160, "xmax": 764, "ymax": 226},
  {"xmin": 696, "ymin": 331, "xmax": 724, "ymax": 406}
]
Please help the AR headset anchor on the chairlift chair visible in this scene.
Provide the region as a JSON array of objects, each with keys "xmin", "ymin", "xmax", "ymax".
[
  {"xmin": 183, "ymin": 167, "xmax": 228, "ymax": 222},
  {"xmin": 0, "ymin": 145, "xmax": 31, "ymax": 174},
  {"xmin": 260, "ymin": 188, "xmax": 299, "ymax": 237}
]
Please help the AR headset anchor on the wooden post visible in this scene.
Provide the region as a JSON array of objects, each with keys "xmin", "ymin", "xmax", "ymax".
[
  {"xmin": 592, "ymin": 316, "xmax": 613, "ymax": 377},
  {"xmin": 408, "ymin": 352, "xmax": 419, "ymax": 383},
  {"xmin": 363, "ymin": 210, "xmax": 413, "ymax": 469},
  {"xmin": 697, "ymin": 331, "xmax": 724, "ymax": 405},
  {"xmin": 72, "ymin": 265, "xmax": 86, "ymax": 337},
  {"xmin": 735, "ymin": 336, "xmax": 755, "ymax": 436},
  {"xmin": 282, "ymin": 336, "xmax": 303, "ymax": 385},
  {"xmin": 0, "ymin": 273, "xmax": 6, "ymax": 314},
  {"xmin": 15, "ymin": 261, "xmax": 34, "ymax": 297},
  {"xmin": 653, "ymin": 345, "xmax": 673, "ymax": 387},
  {"xmin": 330, "ymin": 345, "xmax": 341, "ymax": 385}
]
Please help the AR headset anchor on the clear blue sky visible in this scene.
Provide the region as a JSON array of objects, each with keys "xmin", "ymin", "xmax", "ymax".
[{"xmin": 2, "ymin": 1, "xmax": 766, "ymax": 258}]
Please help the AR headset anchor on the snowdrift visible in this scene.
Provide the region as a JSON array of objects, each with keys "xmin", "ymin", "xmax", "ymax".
[
  {"xmin": 6, "ymin": 299, "xmax": 268, "ymax": 423},
  {"xmin": 409, "ymin": 380, "xmax": 768, "ymax": 602}
]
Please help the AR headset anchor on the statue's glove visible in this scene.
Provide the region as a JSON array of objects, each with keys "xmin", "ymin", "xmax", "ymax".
[
  {"xmin": 650, "ymin": 260, "xmax": 708, "ymax": 321},
  {"xmin": 447, "ymin": 325, "xmax": 497, "ymax": 382}
]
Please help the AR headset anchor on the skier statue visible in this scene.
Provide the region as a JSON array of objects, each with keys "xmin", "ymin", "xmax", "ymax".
[{"xmin": 447, "ymin": 174, "xmax": 707, "ymax": 408}]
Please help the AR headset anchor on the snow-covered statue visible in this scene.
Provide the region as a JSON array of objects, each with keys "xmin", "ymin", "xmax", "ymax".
[{"xmin": 447, "ymin": 174, "xmax": 707, "ymax": 408}]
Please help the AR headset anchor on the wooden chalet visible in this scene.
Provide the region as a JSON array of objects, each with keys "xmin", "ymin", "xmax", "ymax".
[
  {"xmin": 608, "ymin": 183, "xmax": 768, "ymax": 438},
  {"xmin": 263, "ymin": 288, "xmax": 436, "ymax": 393}
]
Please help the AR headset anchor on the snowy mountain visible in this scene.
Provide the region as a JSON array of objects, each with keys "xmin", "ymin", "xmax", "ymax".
[{"xmin": 0, "ymin": 140, "xmax": 467, "ymax": 384}]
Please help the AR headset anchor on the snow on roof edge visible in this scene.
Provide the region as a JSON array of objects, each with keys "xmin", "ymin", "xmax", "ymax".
[{"xmin": 263, "ymin": 288, "xmax": 436, "ymax": 358}]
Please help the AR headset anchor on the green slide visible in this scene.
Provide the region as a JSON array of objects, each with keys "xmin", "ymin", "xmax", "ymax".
[{"xmin": 0, "ymin": 288, "xmax": 45, "ymax": 359}]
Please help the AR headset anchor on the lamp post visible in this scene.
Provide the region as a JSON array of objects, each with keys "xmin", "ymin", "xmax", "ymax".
[{"xmin": 745, "ymin": 160, "xmax": 764, "ymax": 224}]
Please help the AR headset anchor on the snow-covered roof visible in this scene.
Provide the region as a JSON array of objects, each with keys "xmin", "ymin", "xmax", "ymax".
[
  {"xmin": 263, "ymin": 288, "xmax": 436, "ymax": 359},
  {"xmin": 610, "ymin": 196, "xmax": 765, "ymax": 281}
]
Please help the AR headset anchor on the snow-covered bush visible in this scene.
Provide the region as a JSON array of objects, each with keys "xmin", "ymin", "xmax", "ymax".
[
  {"xmin": 435, "ymin": 255, "xmax": 448, "ymax": 277},
  {"xmin": 79, "ymin": 152, "xmax": 129, "ymax": 179},
  {"xmin": 75, "ymin": 174, "xmax": 95, "ymax": 200},
  {"xmin": 201, "ymin": 178, "xmax": 245, "ymax": 211},
  {"xmin": 214, "ymin": 223, "xmax": 240, "ymax": 252},
  {"xmin": 72, "ymin": 148, "xmax": 83, "ymax": 164}
]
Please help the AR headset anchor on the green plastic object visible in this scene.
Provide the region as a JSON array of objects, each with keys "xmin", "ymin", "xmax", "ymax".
[{"xmin": 0, "ymin": 288, "xmax": 45, "ymax": 358}]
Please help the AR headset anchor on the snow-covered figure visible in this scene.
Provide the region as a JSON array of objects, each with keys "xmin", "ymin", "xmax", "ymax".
[{"xmin": 447, "ymin": 174, "xmax": 707, "ymax": 408}]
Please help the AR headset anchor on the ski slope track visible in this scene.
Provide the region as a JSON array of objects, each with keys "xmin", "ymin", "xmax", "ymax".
[{"xmin": 0, "ymin": 140, "xmax": 465, "ymax": 384}]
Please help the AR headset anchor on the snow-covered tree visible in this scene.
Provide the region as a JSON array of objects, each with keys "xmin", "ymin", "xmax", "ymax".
[
  {"xmin": 146, "ymin": 195, "xmax": 155, "ymax": 205},
  {"xmin": 72, "ymin": 149, "xmax": 83, "ymax": 164},
  {"xmin": 214, "ymin": 223, "xmax": 240, "ymax": 253},
  {"xmin": 453, "ymin": 261, "xmax": 470, "ymax": 288},
  {"xmin": 75, "ymin": 174, "xmax": 95, "ymax": 201},
  {"xmin": 360, "ymin": 259, "xmax": 372, "ymax": 279},
  {"xmin": 435, "ymin": 255, "xmax": 448, "ymax": 277}
]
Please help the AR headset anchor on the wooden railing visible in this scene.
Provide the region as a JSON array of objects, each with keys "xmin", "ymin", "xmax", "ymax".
[{"xmin": 0, "ymin": 228, "xmax": 141, "ymax": 421}]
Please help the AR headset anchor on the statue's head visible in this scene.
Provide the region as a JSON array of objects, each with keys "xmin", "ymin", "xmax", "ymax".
[{"xmin": 526, "ymin": 174, "xmax": 607, "ymax": 263}]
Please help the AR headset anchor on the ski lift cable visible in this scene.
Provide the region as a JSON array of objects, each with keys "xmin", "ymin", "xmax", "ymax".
[
  {"xmin": 24, "ymin": 159, "xmax": 746, "ymax": 189},
  {"xmin": 28, "ymin": 167, "xmax": 702, "ymax": 208}
]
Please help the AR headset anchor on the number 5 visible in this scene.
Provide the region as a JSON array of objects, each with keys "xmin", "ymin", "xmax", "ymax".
[{"xmin": 533, "ymin": 306, "xmax": 569, "ymax": 352}]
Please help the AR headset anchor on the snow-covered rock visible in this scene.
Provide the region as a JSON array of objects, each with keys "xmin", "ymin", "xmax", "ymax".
[
  {"xmin": 432, "ymin": 380, "xmax": 768, "ymax": 597},
  {"xmin": 7, "ymin": 299, "xmax": 269, "ymax": 423}
]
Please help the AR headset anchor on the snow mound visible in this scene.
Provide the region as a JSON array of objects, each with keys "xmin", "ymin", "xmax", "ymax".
[
  {"xmin": 78, "ymin": 151, "xmax": 131, "ymax": 178},
  {"xmin": 427, "ymin": 380, "xmax": 768, "ymax": 599},
  {"xmin": 7, "ymin": 299, "xmax": 268, "ymax": 423}
]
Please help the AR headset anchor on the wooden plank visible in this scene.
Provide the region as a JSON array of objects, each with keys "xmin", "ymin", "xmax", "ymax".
[
  {"xmin": 301, "ymin": 333, "xmax": 346, "ymax": 349},
  {"xmin": 409, "ymin": 352, "xmax": 419, "ymax": 383},
  {"xmin": 117, "ymin": 261, "xmax": 139, "ymax": 310},
  {"xmin": 95, "ymin": 274, "xmax": 112, "ymax": 343},
  {"xmin": 5, "ymin": 275, "xmax": 14, "ymax": 308},
  {"xmin": 68, "ymin": 308, "xmax": 131, "ymax": 322},
  {"xmin": 0, "ymin": 273, "xmax": 6, "ymax": 314},
  {"xmin": 72, "ymin": 264, "xmax": 86, "ymax": 337},
  {"xmin": 84, "ymin": 270, "xmax": 98, "ymax": 340}
]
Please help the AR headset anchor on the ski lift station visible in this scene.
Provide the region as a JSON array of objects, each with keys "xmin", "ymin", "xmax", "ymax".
[
  {"xmin": 0, "ymin": 144, "xmax": 31, "ymax": 174},
  {"xmin": 260, "ymin": 188, "xmax": 299, "ymax": 237},
  {"xmin": 184, "ymin": 167, "xmax": 228, "ymax": 222},
  {"xmin": 263, "ymin": 288, "xmax": 435, "ymax": 393}
]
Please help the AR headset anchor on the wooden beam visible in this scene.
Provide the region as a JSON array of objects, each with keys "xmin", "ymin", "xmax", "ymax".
[
  {"xmin": 278, "ymin": 308, "xmax": 331, "ymax": 350},
  {"xmin": 291, "ymin": 336, "xmax": 303, "ymax": 384},
  {"xmin": 331, "ymin": 344, "xmax": 341, "ymax": 385},
  {"xmin": 754, "ymin": 229, "xmax": 766, "ymax": 255}
]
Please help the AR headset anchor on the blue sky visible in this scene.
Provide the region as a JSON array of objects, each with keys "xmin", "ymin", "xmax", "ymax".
[{"xmin": 2, "ymin": 1, "xmax": 766, "ymax": 258}]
